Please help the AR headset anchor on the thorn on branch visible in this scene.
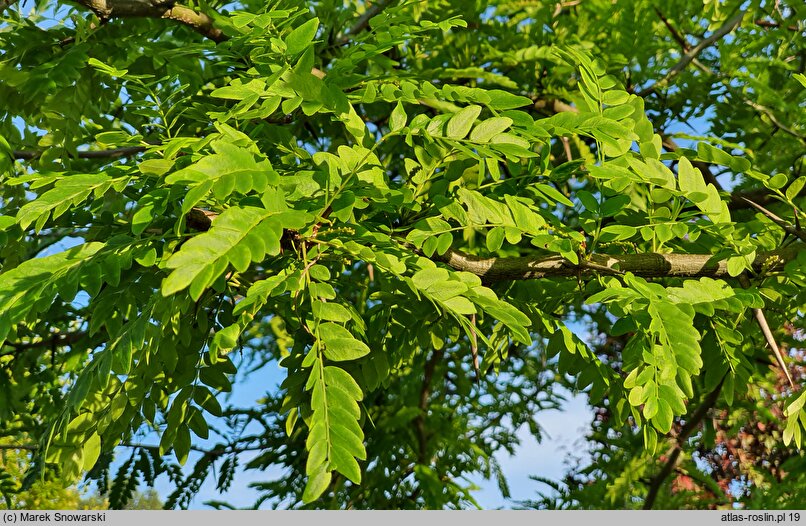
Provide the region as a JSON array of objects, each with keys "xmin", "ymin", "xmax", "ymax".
[{"xmin": 738, "ymin": 274, "xmax": 796, "ymax": 389}]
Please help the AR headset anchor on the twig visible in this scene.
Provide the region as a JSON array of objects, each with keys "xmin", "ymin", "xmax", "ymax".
[
  {"xmin": 552, "ymin": 0, "xmax": 581, "ymax": 18},
  {"xmin": 654, "ymin": 7, "xmax": 690, "ymax": 51},
  {"xmin": 639, "ymin": 10, "xmax": 746, "ymax": 96},
  {"xmin": 643, "ymin": 377, "xmax": 725, "ymax": 509},
  {"xmin": 414, "ymin": 349, "xmax": 443, "ymax": 464},
  {"xmin": 469, "ymin": 314, "xmax": 479, "ymax": 383},
  {"xmin": 13, "ymin": 146, "xmax": 147, "ymax": 161},
  {"xmin": 741, "ymin": 197, "xmax": 806, "ymax": 243},
  {"xmin": 753, "ymin": 19, "xmax": 799, "ymax": 31},
  {"xmin": 561, "ymin": 137, "xmax": 573, "ymax": 161},
  {"xmin": 744, "ymin": 99, "xmax": 805, "ymax": 141},
  {"xmin": 337, "ymin": 0, "xmax": 394, "ymax": 45},
  {"xmin": 0, "ymin": 0, "xmax": 19, "ymax": 14},
  {"xmin": 0, "ymin": 443, "xmax": 39, "ymax": 451},
  {"xmin": 752, "ymin": 306, "xmax": 796, "ymax": 389},
  {"xmin": 1, "ymin": 332, "xmax": 87, "ymax": 354}
]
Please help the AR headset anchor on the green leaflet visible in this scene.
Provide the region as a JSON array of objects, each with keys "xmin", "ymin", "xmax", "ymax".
[
  {"xmin": 446, "ymin": 105, "xmax": 481, "ymax": 139},
  {"xmin": 303, "ymin": 359, "xmax": 367, "ymax": 502},
  {"xmin": 285, "ymin": 17, "xmax": 319, "ymax": 55},
  {"xmin": 165, "ymin": 142, "xmax": 278, "ymax": 205},
  {"xmin": 0, "ymin": 242, "xmax": 104, "ymax": 345},
  {"xmin": 318, "ymin": 322, "xmax": 370, "ymax": 361},
  {"xmin": 16, "ymin": 174, "xmax": 124, "ymax": 232},
  {"xmin": 162, "ymin": 207, "xmax": 307, "ymax": 299},
  {"xmin": 408, "ymin": 265, "xmax": 531, "ymax": 345}
]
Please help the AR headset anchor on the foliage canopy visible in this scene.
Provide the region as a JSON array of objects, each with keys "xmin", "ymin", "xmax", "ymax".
[{"xmin": 1, "ymin": 0, "xmax": 805, "ymax": 510}]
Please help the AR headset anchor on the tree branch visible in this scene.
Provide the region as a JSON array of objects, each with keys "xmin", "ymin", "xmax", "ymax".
[
  {"xmin": 73, "ymin": 0, "xmax": 226, "ymax": 43},
  {"xmin": 639, "ymin": 10, "xmax": 746, "ymax": 97},
  {"xmin": 744, "ymin": 99, "xmax": 805, "ymax": 141},
  {"xmin": 435, "ymin": 245, "xmax": 800, "ymax": 281},
  {"xmin": 753, "ymin": 19, "xmax": 799, "ymax": 31},
  {"xmin": 654, "ymin": 7, "xmax": 690, "ymax": 51},
  {"xmin": 0, "ymin": 443, "xmax": 39, "ymax": 451},
  {"xmin": 0, "ymin": 0, "xmax": 19, "ymax": 14},
  {"xmin": 185, "ymin": 208, "xmax": 801, "ymax": 281},
  {"xmin": 13, "ymin": 146, "xmax": 146, "ymax": 161},
  {"xmin": 414, "ymin": 348, "xmax": 443, "ymax": 464},
  {"xmin": 741, "ymin": 197, "xmax": 806, "ymax": 243},
  {"xmin": 531, "ymin": 97, "xmax": 577, "ymax": 115},
  {"xmin": 1, "ymin": 332, "xmax": 87, "ymax": 355},
  {"xmin": 337, "ymin": 0, "xmax": 394, "ymax": 45},
  {"xmin": 643, "ymin": 378, "xmax": 725, "ymax": 509}
]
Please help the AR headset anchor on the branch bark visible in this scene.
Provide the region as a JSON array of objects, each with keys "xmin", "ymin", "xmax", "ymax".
[
  {"xmin": 186, "ymin": 208, "xmax": 801, "ymax": 281},
  {"xmin": 435, "ymin": 245, "xmax": 800, "ymax": 281},
  {"xmin": 73, "ymin": 0, "xmax": 226, "ymax": 43},
  {"xmin": 753, "ymin": 19, "xmax": 800, "ymax": 31},
  {"xmin": 13, "ymin": 146, "xmax": 146, "ymax": 161}
]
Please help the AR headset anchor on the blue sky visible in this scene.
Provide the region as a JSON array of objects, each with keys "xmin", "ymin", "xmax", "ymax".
[{"xmin": 139, "ymin": 362, "xmax": 591, "ymax": 509}]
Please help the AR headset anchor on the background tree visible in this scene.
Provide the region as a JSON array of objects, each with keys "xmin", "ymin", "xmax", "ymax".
[
  {"xmin": 0, "ymin": 0, "xmax": 804, "ymax": 510},
  {"xmin": 0, "ymin": 442, "xmax": 152, "ymax": 509}
]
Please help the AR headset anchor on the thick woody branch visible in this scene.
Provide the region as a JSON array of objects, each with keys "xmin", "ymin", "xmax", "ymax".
[
  {"xmin": 13, "ymin": 146, "xmax": 146, "ymax": 161},
  {"xmin": 0, "ymin": 0, "xmax": 19, "ymax": 13},
  {"xmin": 531, "ymin": 97, "xmax": 577, "ymax": 115},
  {"xmin": 185, "ymin": 208, "xmax": 801, "ymax": 281},
  {"xmin": 435, "ymin": 246, "xmax": 800, "ymax": 281},
  {"xmin": 73, "ymin": 0, "xmax": 226, "ymax": 42}
]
